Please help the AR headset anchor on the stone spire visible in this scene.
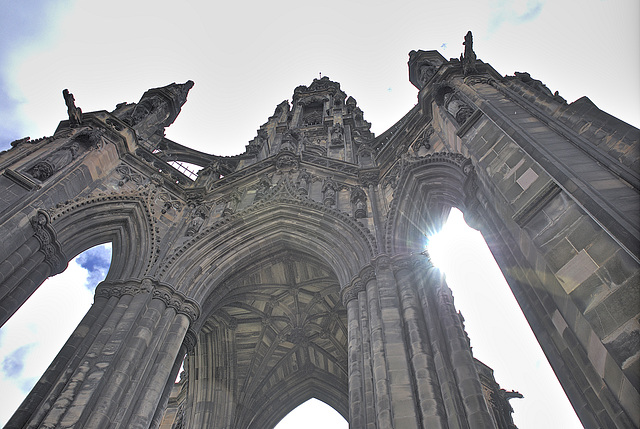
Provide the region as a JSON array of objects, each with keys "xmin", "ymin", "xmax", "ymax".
[
  {"xmin": 461, "ymin": 30, "xmax": 478, "ymax": 76},
  {"xmin": 129, "ymin": 80, "xmax": 194, "ymax": 142}
]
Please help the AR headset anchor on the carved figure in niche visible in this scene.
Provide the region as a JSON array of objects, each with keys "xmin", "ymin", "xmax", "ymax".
[
  {"xmin": 418, "ymin": 61, "xmax": 437, "ymax": 86},
  {"xmin": 322, "ymin": 177, "xmax": 337, "ymax": 207},
  {"xmin": 280, "ymin": 129, "xmax": 298, "ymax": 152},
  {"xmin": 223, "ymin": 191, "xmax": 242, "ymax": 216},
  {"xmin": 255, "ymin": 174, "xmax": 272, "ymax": 201},
  {"xmin": 330, "ymin": 123, "xmax": 344, "ymax": 146},
  {"xmin": 186, "ymin": 205, "xmax": 208, "ymax": 236},
  {"xmin": 351, "ymin": 186, "xmax": 367, "ymax": 219},
  {"xmin": 276, "ymin": 153, "xmax": 298, "ymax": 171},
  {"xmin": 461, "ymin": 30, "xmax": 477, "ymax": 76},
  {"xmin": 63, "ymin": 89, "xmax": 83, "ymax": 127},
  {"xmin": 357, "ymin": 146, "xmax": 375, "ymax": 168},
  {"xmin": 444, "ymin": 92, "xmax": 475, "ymax": 125},
  {"xmin": 296, "ymin": 168, "xmax": 311, "ymax": 195},
  {"xmin": 27, "ymin": 142, "xmax": 80, "ymax": 181},
  {"xmin": 130, "ymin": 95, "xmax": 169, "ymax": 128}
]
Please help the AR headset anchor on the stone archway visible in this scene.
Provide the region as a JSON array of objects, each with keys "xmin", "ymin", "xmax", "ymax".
[
  {"xmin": 183, "ymin": 248, "xmax": 348, "ymax": 428},
  {"xmin": 1, "ymin": 39, "xmax": 638, "ymax": 428}
]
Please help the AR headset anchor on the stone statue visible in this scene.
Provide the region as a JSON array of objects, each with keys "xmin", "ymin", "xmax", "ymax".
[
  {"xmin": 444, "ymin": 92, "xmax": 475, "ymax": 125},
  {"xmin": 63, "ymin": 89, "xmax": 83, "ymax": 127},
  {"xmin": 330, "ymin": 123, "xmax": 344, "ymax": 146},
  {"xmin": 27, "ymin": 142, "xmax": 80, "ymax": 181},
  {"xmin": 129, "ymin": 81, "xmax": 194, "ymax": 141},
  {"xmin": 322, "ymin": 177, "xmax": 337, "ymax": 207},
  {"xmin": 296, "ymin": 168, "xmax": 311, "ymax": 195},
  {"xmin": 418, "ymin": 62, "xmax": 437, "ymax": 86},
  {"xmin": 351, "ymin": 186, "xmax": 367, "ymax": 219}
]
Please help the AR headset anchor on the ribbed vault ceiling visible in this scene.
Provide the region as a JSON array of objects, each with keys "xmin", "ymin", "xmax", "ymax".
[{"xmin": 201, "ymin": 250, "xmax": 348, "ymax": 420}]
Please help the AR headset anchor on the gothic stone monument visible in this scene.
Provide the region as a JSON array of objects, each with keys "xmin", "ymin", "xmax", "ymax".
[{"xmin": 0, "ymin": 33, "xmax": 638, "ymax": 429}]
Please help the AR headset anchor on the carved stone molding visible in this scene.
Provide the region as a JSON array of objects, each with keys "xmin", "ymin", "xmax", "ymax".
[
  {"xmin": 373, "ymin": 254, "xmax": 392, "ymax": 271},
  {"xmin": 95, "ymin": 278, "xmax": 201, "ymax": 323},
  {"xmin": 341, "ymin": 279, "xmax": 365, "ymax": 305},
  {"xmin": 359, "ymin": 265, "xmax": 376, "ymax": 285},
  {"xmin": 391, "ymin": 254, "xmax": 416, "ymax": 273},
  {"xmin": 183, "ymin": 329, "xmax": 198, "ymax": 355},
  {"xmin": 115, "ymin": 164, "xmax": 147, "ymax": 187},
  {"xmin": 358, "ymin": 168, "xmax": 379, "ymax": 187},
  {"xmin": 30, "ymin": 210, "xmax": 67, "ymax": 275}
]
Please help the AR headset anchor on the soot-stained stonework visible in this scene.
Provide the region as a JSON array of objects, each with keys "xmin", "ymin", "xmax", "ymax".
[{"xmin": 0, "ymin": 32, "xmax": 638, "ymax": 429}]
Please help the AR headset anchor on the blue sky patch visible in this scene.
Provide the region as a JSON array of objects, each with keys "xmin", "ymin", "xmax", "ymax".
[
  {"xmin": 75, "ymin": 244, "xmax": 112, "ymax": 290},
  {"xmin": 1, "ymin": 344, "xmax": 33, "ymax": 378}
]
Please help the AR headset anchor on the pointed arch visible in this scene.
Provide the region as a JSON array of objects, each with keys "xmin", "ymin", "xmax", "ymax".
[
  {"xmin": 50, "ymin": 195, "xmax": 156, "ymax": 279},
  {"xmin": 161, "ymin": 189, "xmax": 378, "ymax": 302},
  {"xmin": 384, "ymin": 152, "xmax": 473, "ymax": 255},
  {"xmin": 247, "ymin": 370, "xmax": 348, "ymax": 429}
]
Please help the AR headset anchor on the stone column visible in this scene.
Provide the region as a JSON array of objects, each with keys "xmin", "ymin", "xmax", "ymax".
[
  {"xmin": 148, "ymin": 331, "xmax": 195, "ymax": 429},
  {"xmin": 5, "ymin": 291, "xmax": 116, "ymax": 429},
  {"xmin": 419, "ymin": 256, "xmax": 495, "ymax": 429},
  {"xmin": 357, "ymin": 285, "xmax": 377, "ymax": 428},
  {"xmin": 343, "ymin": 279, "xmax": 366, "ymax": 428},
  {"xmin": 392, "ymin": 254, "xmax": 447, "ymax": 427},
  {"xmin": 5, "ymin": 278, "xmax": 199, "ymax": 429},
  {"xmin": 362, "ymin": 265, "xmax": 393, "ymax": 428},
  {"xmin": 372, "ymin": 255, "xmax": 421, "ymax": 428}
]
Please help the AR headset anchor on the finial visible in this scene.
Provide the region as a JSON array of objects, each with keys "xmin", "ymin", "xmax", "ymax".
[{"xmin": 461, "ymin": 30, "xmax": 477, "ymax": 76}]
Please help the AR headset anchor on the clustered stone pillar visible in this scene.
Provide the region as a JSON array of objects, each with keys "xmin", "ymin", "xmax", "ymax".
[
  {"xmin": 5, "ymin": 278, "xmax": 199, "ymax": 429},
  {"xmin": 343, "ymin": 253, "xmax": 495, "ymax": 429},
  {"xmin": 0, "ymin": 210, "xmax": 67, "ymax": 327}
]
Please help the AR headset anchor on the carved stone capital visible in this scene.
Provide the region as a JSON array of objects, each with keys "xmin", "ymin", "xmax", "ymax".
[
  {"xmin": 30, "ymin": 210, "xmax": 67, "ymax": 275},
  {"xmin": 341, "ymin": 279, "xmax": 365, "ymax": 305},
  {"xmin": 359, "ymin": 265, "xmax": 376, "ymax": 285},
  {"xmin": 95, "ymin": 278, "xmax": 201, "ymax": 324},
  {"xmin": 183, "ymin": 329, "xmax": 198, "ymax": 355},
  {"xmin": 373, "ymin": 255, "xmax": 392, "ymax": 271},
  {"xmin": 391, "ymin": 254, "xmax": 416, "ymax": 273}
]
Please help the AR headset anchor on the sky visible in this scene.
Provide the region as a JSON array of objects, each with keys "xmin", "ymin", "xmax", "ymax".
[{"xmin": 0, "ymin": 0, "xmax": 638, "ymax": 427}]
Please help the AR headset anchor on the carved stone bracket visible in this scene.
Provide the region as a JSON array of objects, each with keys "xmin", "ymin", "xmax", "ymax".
[
  {"xmin": 95, "ymin": 278, "xmax": 201, "ymax": 324},
  {"xmin": 358, "ymin": 168, "xmax": 379, "ymax": 187},
  {"xmin": 30, "ymin": 210, "xmax": 67, "ymax": 275}
]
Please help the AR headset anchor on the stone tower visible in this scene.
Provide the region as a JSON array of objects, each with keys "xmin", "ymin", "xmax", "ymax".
[{"xmin": 0, "ymin": 33, "xmax": 638, "ymax": 428}]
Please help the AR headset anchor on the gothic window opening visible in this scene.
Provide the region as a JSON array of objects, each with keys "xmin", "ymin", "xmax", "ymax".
[
  {"xmin": 0, "ymin": 243, "xmax": 112, "ymax": 426},
  {"xmin": 302, "ymin": 103, "xmax": 323, "ymax": 126},
  {"xmin": 167, "ymin": 160, "xmax": 202, "ymax": 180},
  {"xmin": 274, "ymin": 398, "xmax": 347, "ymax": 429},
  {"xmin": 426, "ymin": 208, "xmax": 579, "ymax": 428}
]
